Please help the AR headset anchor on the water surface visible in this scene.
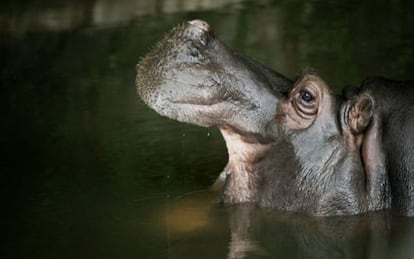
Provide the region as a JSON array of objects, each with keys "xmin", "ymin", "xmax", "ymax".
[{"xmin": 2, "ymin": 0, "xmax": 414, "ymax": 258}]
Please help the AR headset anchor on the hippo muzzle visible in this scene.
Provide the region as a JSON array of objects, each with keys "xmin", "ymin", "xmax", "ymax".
[{"xmin": 137, "ymin": 20, "xmax": 292, "ymax": 139}]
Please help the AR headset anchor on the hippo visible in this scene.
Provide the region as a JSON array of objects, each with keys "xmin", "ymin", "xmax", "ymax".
[{"xmin": 136, "ymin": 20, "xmax": 414, "ymax": 216}]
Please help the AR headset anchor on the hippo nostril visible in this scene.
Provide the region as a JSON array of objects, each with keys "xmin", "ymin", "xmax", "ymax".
[
  {"xmin": 188, "ymin": 19, "xmax": 210, "ymax": 32},
  {"xmin": 189, "ymin": 49, "xmax": 199, "ymax": 57}
]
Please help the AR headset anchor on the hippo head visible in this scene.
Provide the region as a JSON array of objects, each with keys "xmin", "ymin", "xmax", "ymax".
[{"xmin": 137, "ymin": 20, "xmax": 389, "ymax": 216}]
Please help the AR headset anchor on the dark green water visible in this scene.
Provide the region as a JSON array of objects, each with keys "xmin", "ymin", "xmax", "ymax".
[{"xmin": 1, "ymin": 0, "xmax": 414, "ymax": 258}]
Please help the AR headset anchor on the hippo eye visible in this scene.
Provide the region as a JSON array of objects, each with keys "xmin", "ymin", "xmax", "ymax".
[
  {"xmin": 189, "ymin": 49, "xmax": 199, "ymax": 58},
  {"xmin": 294, "ymin": 88, "xmax": 318, "ymax": 116},
  {"xmin": 288, "ymin": 76, "xmax": 321, "ymax": 125},
  {"xmin": 300, "ymin": 90, "xmax": 314, "ymax": 103}
]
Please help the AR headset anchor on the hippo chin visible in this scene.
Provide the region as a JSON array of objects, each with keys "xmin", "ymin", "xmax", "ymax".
[{"xmin": 137, "ymin": 20, "xmax": 414, "ymax": 216}]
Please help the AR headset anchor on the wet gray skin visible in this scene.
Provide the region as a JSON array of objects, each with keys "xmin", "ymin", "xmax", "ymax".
[{"xmin": 137, "ymin": 20, "xmax": 414, "ymax": 216}]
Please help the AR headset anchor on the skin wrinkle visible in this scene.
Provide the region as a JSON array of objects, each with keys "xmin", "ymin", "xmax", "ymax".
[{"xmin": 295, "ymin": 140, "xmax": 340, "ymax": 194}]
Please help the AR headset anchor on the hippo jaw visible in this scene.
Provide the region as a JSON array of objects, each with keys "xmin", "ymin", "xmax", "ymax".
[{"xmin": 137, "ymin": 20, "xmax": 290, "ymax": 138}]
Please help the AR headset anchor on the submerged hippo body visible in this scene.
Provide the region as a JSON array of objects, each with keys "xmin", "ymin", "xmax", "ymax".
[{"xmin": 137, "ymin": 20, "xmax": 414, "ymax": 216}]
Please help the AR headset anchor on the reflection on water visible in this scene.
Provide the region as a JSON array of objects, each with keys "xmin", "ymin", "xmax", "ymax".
[
  {"xmin": 159, "ymin": 194, "xmax": 414, "ymax": 259},
  {"xmin": 1, "ymin": 0, "xmax": 414, "ymax": 258}
]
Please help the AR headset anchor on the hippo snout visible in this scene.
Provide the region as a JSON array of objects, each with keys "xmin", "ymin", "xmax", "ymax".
[
  {"xmin": 137, "ymin": 20, "xmax": 213, "ymax": 108},
  {"xmin": 137, "ymin": 20, "xmax": 290, "ymax": 134}
]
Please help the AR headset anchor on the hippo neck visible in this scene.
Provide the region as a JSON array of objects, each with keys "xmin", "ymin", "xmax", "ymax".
[{"xmin": 219, "ymin": 128, "xmax": 271, "ymax": 204}]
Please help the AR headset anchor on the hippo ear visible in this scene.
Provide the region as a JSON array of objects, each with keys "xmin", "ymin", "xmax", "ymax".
[{"xmin": 347, "ymin": 94, "xmax": 374, "ymax": 135}]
